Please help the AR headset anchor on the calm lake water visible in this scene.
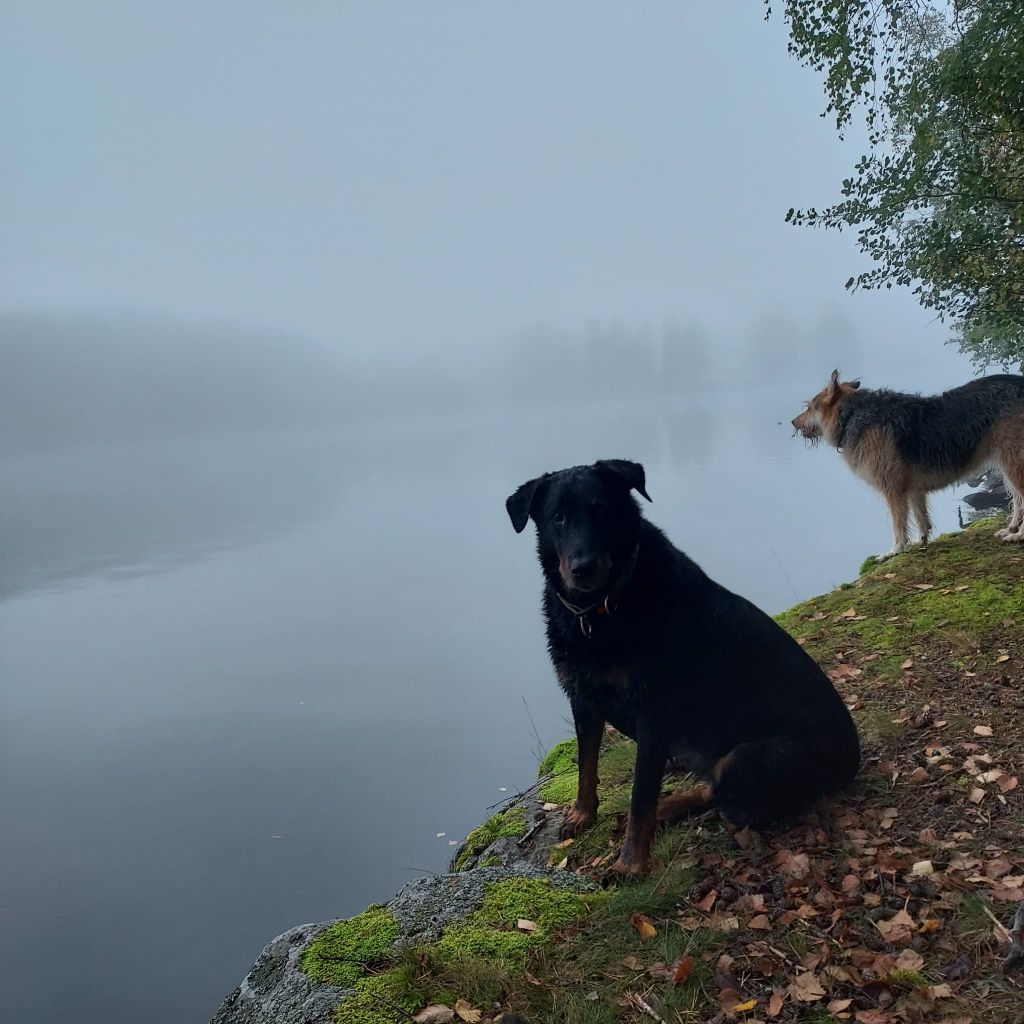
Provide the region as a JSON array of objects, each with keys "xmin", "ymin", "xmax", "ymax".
[{"xmin": 0, "ymin": 394, "xmax": 962, "ymax": 1023}]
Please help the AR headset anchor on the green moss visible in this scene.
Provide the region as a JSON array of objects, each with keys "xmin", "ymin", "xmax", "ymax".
[
  {"xmin": 476, "ymin": 876, "xmax": 588, "ymax": 935},
  {"xmin": 537, "ymin": 738, "xmax": 579, "ymax": 803},
  {"xmin": 301, "ymin": 906, "xmax": 399, "ymax": 987},
  {"xmin": 889, "ymin": 968, "xmax": 930, "ymax": 990},
  {"xmin": 433, "ymin": 921, "xmax": 534, "ymax": 963},
  {"xmin": 454, "ymin": 805, "xmax": 526, "ymax": 871},
  {"xmin": 776, "ymin": 525, "xmax": 1023, "ymax": 682},
  {"xmin": 859, "ymin": 554, "xmax": 880, "ymax": 576},
  {"xmin": 418, "ymin": 878, "xmax": 592, "ymax": 1010},
  {"xmin": 479, "ymin": 854, "xmax": 501, "ymax": 868},
  {"xmin": 335, "ymin": 966, "xmax": 423, "ymax": 1024},
  {"xmin": 538, "ymin": 738, "xmax": 578, "ymax": 778},
  {"xmin": 315, "ymin": 881, "xmax": 590, "ymax": 1021},
  {"xmin": 432, "ymin": 877, "xmax": 591, "ymax": 968}
]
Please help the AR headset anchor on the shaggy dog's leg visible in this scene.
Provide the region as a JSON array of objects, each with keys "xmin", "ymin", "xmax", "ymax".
[
  {"xmin": 877, "ymin": 490, "xmax": 911, "ymax": 560},
  {"xmin": 911, "ymin": 491, "xmax": 931, "ymax": 546},
  {"xmin": 998, "ymin": 458, "xmax": 1024, "ymax": 542}
]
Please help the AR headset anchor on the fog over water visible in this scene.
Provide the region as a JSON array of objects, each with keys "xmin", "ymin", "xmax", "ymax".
[{"xmin": 1, "ymin": 3, "xmax": 983, "ymax": 1023}]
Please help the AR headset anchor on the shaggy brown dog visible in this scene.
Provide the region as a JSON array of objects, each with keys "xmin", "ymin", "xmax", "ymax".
[{"xmin": 792, "ymin": 370, "xmax": 1024, "ymax": 558}]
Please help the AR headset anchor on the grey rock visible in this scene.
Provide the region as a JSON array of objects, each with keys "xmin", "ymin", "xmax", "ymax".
[
  {"xmin": 388, "ymin": 864, "xmax": 591, "ymax": 945},
  {"xmin": 449, "ymin": 789, "xmax": 565, "ymax": 875},
  {"xmin": 210, "ymin": 921, "xmax": 348, "ymax": 1024},
  {"xmin": 210, "ymin": 797, "xmax": 592, "ymax": 1024},
  {"xmin": 962, "ymin": 469, "xmax": 1011, "ymax": 512}
]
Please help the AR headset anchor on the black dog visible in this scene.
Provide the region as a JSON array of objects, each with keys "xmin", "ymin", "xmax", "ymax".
[{"xmin": 507, "ymin": 460, "xmax": 860, "ymax": 876}]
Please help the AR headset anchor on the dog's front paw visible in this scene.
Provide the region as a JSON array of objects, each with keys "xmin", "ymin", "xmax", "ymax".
[
  {"xmin": 875, "ymin": 543, "xmax": 908, "ymax": 562},
  {"xmin": 995, "ymin": 527, "xmax": 1011, "ymax": 538},
  {"xmin": 560, "ymin": 804, "xmax": 596, "ymax": 839},
  {"xmin": 1000, "ymin": 529, "xmax": 1024, "ymax": 544},
  {"xmin": 605, "ymin": 854, "xmax": 649, "ymax": 880}
]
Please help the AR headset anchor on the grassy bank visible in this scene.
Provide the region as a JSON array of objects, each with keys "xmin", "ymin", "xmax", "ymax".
[{"xmin": 303, "ymin": 517, "xmax": 1024, "ymax": 1023}]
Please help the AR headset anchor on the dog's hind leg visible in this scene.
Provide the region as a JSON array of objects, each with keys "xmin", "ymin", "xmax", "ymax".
[
  {"xmin": 997, "ymin": 457, "xmax": 1024, "ymax": 542},
  {"xmin": 711, "ymin": 735, "xmax": 856, "ymax": 828},
  {"xmin": 877, "ymin": 489, "xmax": 911, "ymax": 560},
  {"xmin": 656, "ymin": 784, "xmax": 715, "ymax": 823},
  {"xmin": 910, "ymin": 491, "xmax": 931, "ymax": 546}
]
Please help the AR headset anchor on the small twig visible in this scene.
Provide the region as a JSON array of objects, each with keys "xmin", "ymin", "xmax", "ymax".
[
  {"xmin": 516, "ymin": 818, "xmax": 546, "ymax": 848},
  {"xmin": 1000, "ymin": 902, "xmax": 1024, "ymax": 974},
  {"xmin": 485, "ymin": 767, "xmax": 575, "ymax": 812},
  {"xmin": 980, "ymin": 901, "xmax": 1013, "ymax": 943},
  {"xmin": 365, "ymin": 993, "xmax": 418, "ymax": 1021},
  {"xmin": 485, "ymin": 775, "xmax": 545, "ymax": 812},
  {"xmin": 627, "ymin": 991, "xmax": 666, "ymax": 1022}
]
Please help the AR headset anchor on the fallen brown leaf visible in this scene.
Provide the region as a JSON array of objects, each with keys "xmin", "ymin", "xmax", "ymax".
[
  {"xmin": 787, "ymin": 971, "xmax": 826, "ymax": 1002},
  {"xmin": 748, "ymin": 914, "xmax": 771, "ymax": 930},
  {"xmin": 767, "ymin": 989, "xmax": 785, "ymax": 1017},
  {"xmin": 516, "ymin": 919, "xmax": 537, "ymax": 933},
  {"xmin": 974, "ymin": 724, "xmax": 994, "ymax": 737},
  {"xmin": 630, "ymin": 911, "xmax": 658, "ymax": 941},
  {"xmin": 938, "ymin": 951, "xmax": 972, "ymax": 981},
  {"xmin": 672, "ymin": 956, "xmax": 694, "ymax": 985},
  {"xmin": 829, "ymin": 663, "xmax": 863, "ymax": 682},
  {"xmin": 875, "ymin": 909, "xmax": 915, "ymax": 945},
  {"xmin": 414, "ymin": 1007, "xmax": 455, "ymax": 1024},
  {"xmin": 895, "ymin": 948, "xmax": 924, "ymax": 972},
  {"xmin": 855, "ymin": 1010, "xmax": 891, "ymax": 1024},
  {"xmin": 717, "ymin": 988, "xmax": 745, "ymax": 1014},
  {"xmin": 775, "ymin": 849, "xmax": 811, "ymax": 880},
  {"xmin": 697, "ymin": 889, "xmax": 718, "ymax": 913},
  {"xmin": 453, "ymin": 1000, "xmax": 482, "ymax": 1023}
]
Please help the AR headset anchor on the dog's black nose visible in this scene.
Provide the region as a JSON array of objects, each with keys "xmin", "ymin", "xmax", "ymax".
[{"xmin": 569, "ymin": 556, "xmax": 598, "ymax": 579}]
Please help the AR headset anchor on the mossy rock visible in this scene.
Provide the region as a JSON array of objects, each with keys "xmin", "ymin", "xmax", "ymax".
[
  {"xmin": 299, "ymin": 877, "xmax": 593, "ymax": 1023},
  {"xmin": 301, "ymin": 906, "xmax": 399, "ymax": 988},
  {"xmin": 452, "ymin": 805, "xmax": 526, "ymax": 871}
]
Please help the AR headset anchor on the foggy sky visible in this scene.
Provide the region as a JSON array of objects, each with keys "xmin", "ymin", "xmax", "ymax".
[{"xmin": 2, "ymin": 1, "xmax": 967, "ymax": 382}]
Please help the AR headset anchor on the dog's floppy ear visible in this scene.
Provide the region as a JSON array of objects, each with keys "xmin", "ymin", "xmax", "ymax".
[
  {"xmin": 594, "ymin": 459, "xmax": 652, "ymax": 502},
  {"xmin": 506, "ymin": 475, "xmax": 547, "ymax": 533},
  {"xmin": 826, "ymin": 368, "xmax": 841, "ymax": 403}
]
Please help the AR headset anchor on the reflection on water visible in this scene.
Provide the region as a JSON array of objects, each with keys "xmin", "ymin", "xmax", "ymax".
[
  {"xmin": 0, "ymin": 431, "xmax": 347, "ymax": 603},
  {"xmin": 0, "ymin": 397, "xmax": 965, "ymax": 1024}
]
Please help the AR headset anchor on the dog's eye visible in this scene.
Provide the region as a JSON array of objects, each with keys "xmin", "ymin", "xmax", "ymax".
[{"xmin": 552, "ymin": 512, "xmax": 566, "ymax": 526}]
